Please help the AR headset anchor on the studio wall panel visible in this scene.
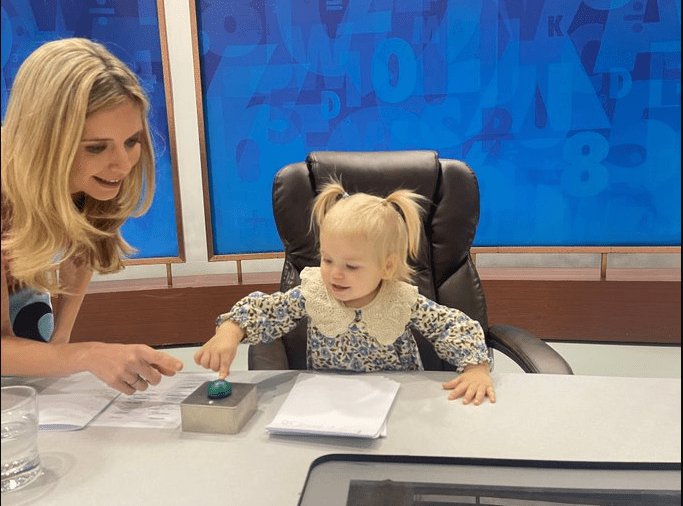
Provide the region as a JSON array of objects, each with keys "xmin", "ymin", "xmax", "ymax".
[
  {"xmin": 193, "ymin": 0, "xmax": 681, "ymax": 255},
  {"xmin": 1, "ymin": 0, "xmax": 183, "ymax": 261}
]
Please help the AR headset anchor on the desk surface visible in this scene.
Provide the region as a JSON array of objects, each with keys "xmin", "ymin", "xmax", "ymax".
[{"xmin": 5, "ymin": 371, "xmax": 681, "ymax": 506}]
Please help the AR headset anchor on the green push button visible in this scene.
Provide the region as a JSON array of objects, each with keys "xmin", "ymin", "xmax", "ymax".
[{"xmin": 207, "ymin": 379, "xmax": 232, "ymax": 399}]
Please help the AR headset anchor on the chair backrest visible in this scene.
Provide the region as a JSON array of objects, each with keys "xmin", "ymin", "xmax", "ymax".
[{"xmin": 269, "ymin": 150, "xmax": 489, "ymax": 371}]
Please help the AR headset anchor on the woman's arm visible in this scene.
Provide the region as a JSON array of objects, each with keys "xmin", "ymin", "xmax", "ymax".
[
  {"xmin": 50, "ymin": 255, "xmax": 93, "ymax": 344},
  {"xmin": 1, "ymin": 266, "xmax": 183, "ymax": 394}
]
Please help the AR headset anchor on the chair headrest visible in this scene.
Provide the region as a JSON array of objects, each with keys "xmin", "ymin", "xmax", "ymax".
[{"xmin": 306, "ymin": 151, "xmax": 440, "ymax": 202}]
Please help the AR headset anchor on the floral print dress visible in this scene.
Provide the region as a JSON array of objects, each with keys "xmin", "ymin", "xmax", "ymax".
[{"xmin": 218, "ymin": 267, "xmax": 489, "ymax": 372}]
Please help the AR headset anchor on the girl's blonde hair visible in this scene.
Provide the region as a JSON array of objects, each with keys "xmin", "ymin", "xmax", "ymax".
[
  {"xmin": 311, "ymin": 181, "xmax": 426, "ymax": 283},
  {"xmin": 1, "ymin": 38, "xmax": 155, "ymax": 292}
]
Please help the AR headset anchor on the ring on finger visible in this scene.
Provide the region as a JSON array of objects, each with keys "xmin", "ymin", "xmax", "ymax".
[{"xmin": 130, "ymin": 375, "xmax": 144, "ymax": 387}]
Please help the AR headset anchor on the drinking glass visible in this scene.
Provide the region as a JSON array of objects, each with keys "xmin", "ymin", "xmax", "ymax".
[{"xmin": 1, "ymin": 386, "xmax": 41, "ymax": 493}]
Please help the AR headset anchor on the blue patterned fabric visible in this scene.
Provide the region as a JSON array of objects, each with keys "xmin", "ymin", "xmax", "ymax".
[{"xmin": 8, "ymin": 287, "xmax": 54, "ymax": 342}]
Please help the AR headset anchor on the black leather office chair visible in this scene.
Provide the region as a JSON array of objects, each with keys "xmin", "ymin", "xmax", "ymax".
[{"xmin": 248, "ymin": 150, "xmax": 573, "ymax": 374}]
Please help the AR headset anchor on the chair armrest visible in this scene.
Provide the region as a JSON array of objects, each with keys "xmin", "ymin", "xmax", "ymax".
[
  {"xmin": 487, "ymin": 324, "xmax": 573, "ymax": 374},
  {"xmin": 247, "ymin": 341, "xmax": 289, "ymax": 370}
]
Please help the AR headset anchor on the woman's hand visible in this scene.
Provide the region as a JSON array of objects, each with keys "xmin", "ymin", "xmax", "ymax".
[
  {"xmin": 442, "ymin": 363, "xmax": 496, "ymax": 405},
  {"xmin": 78, "ymin": 342, "xmax": 183, "ymax": 395},
  {"xmin": 193, "ymin": 321, "xmax": 244, "ymax": 379}
]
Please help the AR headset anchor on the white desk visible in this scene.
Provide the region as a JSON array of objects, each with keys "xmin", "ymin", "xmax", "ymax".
[{"xmin": 5, "ymin": 371, "xmax": 681, "ymax": 506}]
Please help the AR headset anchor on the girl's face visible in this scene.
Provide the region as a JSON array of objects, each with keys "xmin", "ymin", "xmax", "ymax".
[
  {"xmin": 319, "ymin": 229, "xmax": 390, "ymax": 308},
  {"xmin": 70, "ymin": 100, "xmax": 143, "ymax": 201}
]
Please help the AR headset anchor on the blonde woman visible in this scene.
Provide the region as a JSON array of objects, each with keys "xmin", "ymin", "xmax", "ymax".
[
  {"xmin": 1, "ymin": 38, "xmax": 182, "ymax": 394},
  {"xmin": 196, "ymin": 182, "xmax": 495, "ymax": 405}
]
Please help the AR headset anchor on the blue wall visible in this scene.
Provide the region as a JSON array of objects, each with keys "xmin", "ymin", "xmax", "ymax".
[
  {"xmin": 3, "ymin": 1, "xmax": 680, "ymax": 259},
  {"xmin": 197, "ymin": 0, "xmax": 681, "ymax": 252},
  {"xmin": 1, "ymin": 0, "xmax": 180, "ymax": 259}
]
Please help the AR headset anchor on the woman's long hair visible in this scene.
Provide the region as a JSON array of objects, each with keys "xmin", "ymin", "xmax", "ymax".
[{"xmin": 1, "ymin": 38, "xmax": 155, "ymax": 292}]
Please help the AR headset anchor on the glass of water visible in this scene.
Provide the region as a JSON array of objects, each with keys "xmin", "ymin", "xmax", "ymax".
[{"xmin": 1, "ymin": 386, "xmax": 41, "ymax": 493}]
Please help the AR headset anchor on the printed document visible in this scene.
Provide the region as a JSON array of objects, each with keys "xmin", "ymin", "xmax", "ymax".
[{"xmin": 266, "ymin": 373, "xmax": 400, "ymax": 438}]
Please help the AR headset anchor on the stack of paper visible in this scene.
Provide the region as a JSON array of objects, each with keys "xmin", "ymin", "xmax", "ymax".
[
  {"xmin": 34, "ymin": 371, "xmax": 219, "ymax": 431},
  {"xmin": 34, "ymin": 373, "xmax": 120, "ymax": 431},
  {"xmin": 265, "ymin": 373, "xmax": 400, "ymax": 439},
  {"xmin": 91, "ymin": 371, "xmax": 217, "ymax": 429}
]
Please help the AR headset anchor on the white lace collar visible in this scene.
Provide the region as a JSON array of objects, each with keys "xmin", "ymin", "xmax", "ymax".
[{"xmin": 300, "ymin": 267, "xmax": 418, "ymax": 345}]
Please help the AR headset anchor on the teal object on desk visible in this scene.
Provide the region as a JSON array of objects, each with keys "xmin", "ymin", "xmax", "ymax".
[{"xmin": 207, "ymin": 379, "xmax": 232, "ymax": 399}]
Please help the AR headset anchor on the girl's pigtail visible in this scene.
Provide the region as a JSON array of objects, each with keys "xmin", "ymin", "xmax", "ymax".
[
  {"xmin": 311, "ymin": 181, "xmax": 348, "ymax": 232},
  {"xmin": 384, "ymin": 190, "xmax": 425, "ymax": 260}
]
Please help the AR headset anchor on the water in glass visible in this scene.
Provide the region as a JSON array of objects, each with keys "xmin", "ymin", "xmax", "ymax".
[{"xmin": 1, "ymin": 386, "xmax": 41, "ymax": 493}]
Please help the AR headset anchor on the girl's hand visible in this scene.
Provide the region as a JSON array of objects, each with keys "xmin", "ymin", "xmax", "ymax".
[
  {"xmin": 442, "ymin": 363, "xmax": 496, "ymax": 405},
  {"xmin": 193, "ymin": 321, "xmax": 244, "ymax": 379}
]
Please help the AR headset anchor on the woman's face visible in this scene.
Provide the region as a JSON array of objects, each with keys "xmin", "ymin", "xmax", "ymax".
[{"xmin": 70, "ymin": 100, "xmax": 143, "ymax": 201}]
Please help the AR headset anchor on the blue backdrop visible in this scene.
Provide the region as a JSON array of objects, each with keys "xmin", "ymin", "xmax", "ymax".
[
  {"xmin": 1, "ymin": 0, "xmax": 180, "ymax": 259},
  {"xmin": 196, "ymin": 0, "xmax": 681, "ymax": 253}
]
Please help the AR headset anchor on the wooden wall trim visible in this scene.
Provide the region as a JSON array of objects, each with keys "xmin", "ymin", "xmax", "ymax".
[
  {"xmin": 70, "ymin": 274, "xmax": 681, "ymax": 347},
  {"xmin": 481, "ymin": 279, "xmax": 680, "ymax": 344}
]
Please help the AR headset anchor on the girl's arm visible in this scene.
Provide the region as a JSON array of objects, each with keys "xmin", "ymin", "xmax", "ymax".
[
  {"xmin": 441, "ymin": 363, "xmax": 496, "ymax": 405},
  {"xmin": 194, "ymin": 321, "xmax": 245, "ymax": 379},
  {"xmin": 412, "ymin": 295, "xmax": 495, "ymax": 404},
  {"xmin": 50, "ymin": 255, "xmax": 93, "ymax": 344},
  {"xmin": 412, "ymin": 296, "xmax": 490, "ymax": 371},
  {"xmin": 194, "ymin": 288, "xmax": 307, "ymax": 377},
  {"xmin": 217, "ymin": 288, "xmax": 307, "ymax": 345}
]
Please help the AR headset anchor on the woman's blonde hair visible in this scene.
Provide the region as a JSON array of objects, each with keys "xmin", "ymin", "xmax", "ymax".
[
  {"xmin": 1, "ymin": 38, "xmax": 155, "ymax": 292},
  {"xmin": 311, "ymin": 181, "xmax": 426, "ymax": 283}
]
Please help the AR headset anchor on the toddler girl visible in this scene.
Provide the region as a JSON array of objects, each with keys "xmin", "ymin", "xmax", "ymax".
[{"xmin": 195, "ymin": 182, "xmax": 495, "ymax": 405}]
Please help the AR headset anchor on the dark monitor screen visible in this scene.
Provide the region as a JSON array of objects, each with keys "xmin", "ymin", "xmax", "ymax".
[{"xmin": 298, "ymin": 455, "xmax": 681, "ymax": 506}]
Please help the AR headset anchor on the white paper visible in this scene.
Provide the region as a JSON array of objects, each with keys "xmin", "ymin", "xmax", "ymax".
[
  {"xmin": 90, "ymin": 372, "xmax": 217, "ymax": 429},
  {"xmin": 36, "ymin": 372, "xmax": 120, "ymax": 432},
  {"xmin": 266, "ymin": 374, "xmax": 400, "ymax": 438}
]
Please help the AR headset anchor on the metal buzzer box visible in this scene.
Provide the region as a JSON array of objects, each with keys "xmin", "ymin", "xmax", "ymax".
[{"xmin": 180, "ymin": 381, "xmax": 257, "ymax": 434}]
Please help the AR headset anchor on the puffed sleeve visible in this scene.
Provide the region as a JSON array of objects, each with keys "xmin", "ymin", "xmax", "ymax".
[
  {"xmin": 411, "ymin": 295, "xmax": 490, "ymax": 372},
  {"xmin": 215, "ymin": 287, "xmax": 307, "ymax": 345}
]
